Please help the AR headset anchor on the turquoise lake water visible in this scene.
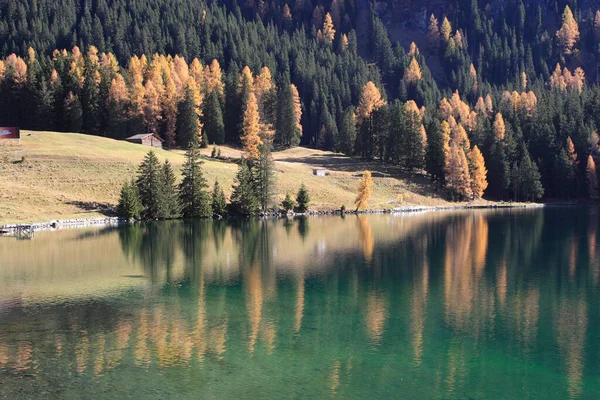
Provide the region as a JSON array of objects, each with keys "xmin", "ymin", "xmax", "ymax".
[{"xmin": 0, "ymin": 208, "xmax": 599, "ymax": 399}]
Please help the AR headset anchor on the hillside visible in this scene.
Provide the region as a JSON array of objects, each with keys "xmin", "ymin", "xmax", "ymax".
[{"xmin": 0, "ymin": 131, "xmax": 462, "ymax": 225}]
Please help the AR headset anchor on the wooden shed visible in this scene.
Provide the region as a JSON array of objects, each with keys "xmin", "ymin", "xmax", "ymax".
[{"xmin": 126, "ymin": 133, "xmax": 164, "ymax": 149}]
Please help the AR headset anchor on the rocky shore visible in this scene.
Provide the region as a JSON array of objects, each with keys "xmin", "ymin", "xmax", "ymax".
[{"xmin": 1, "ymin": 202, "xmax": 545, "ymax": 234}]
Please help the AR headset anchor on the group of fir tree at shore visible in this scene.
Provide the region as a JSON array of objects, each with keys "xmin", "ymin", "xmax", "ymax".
[{"xmin": 118, "ymin": 143, "xmax": 312, "ymax": 219}]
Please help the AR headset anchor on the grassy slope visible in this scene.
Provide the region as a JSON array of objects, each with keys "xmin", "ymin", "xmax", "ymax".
[{"xmin": 0, "ymin": 130, "xmax": 471, "ymax": 225}]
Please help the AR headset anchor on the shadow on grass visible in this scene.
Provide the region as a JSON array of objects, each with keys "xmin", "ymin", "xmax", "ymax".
[
  {"xmin": 278, "ymin": 153, "xmax": 449, "ymax": 200},
  {"xmin": 66, "ymin": 201, "xmax": 116, "ymax": 216}
]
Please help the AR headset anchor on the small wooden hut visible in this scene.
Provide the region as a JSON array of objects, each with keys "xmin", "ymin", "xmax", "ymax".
[{"xmin": 126, "ymin": 133, "xmax": 164, "ymax": 149}]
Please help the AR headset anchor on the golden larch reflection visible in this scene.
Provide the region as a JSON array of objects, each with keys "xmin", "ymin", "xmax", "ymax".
[
  {"xmin": 13, "ymin": 341, "xmax": 35, "ymax": 375},
  {"xmin": 444, "ymin": 215, "xmax": 491, "ymax": 335},
  {"xmin": 444, "ymin": 341, "xmax": 466, "ymax": 397},
  {"xmin": 135, "ymin": 310, "xmax": 150, "ymax": 367},
  {"xmin": 496, "ymin": 261, "xmax": 507, "ymax": 307},
  {"xmin": 554, "ymin": 296, "xmax": 587, "ymax": 399},
  {"xmin": 294, "ymin": 272, "xmax": 305, "ymax": 333},
  {"xmin": 365, "ymin": 289, "xmax": 387, "ymax": 346},
  {"xmin": 194, "ymin": 275, "xmax": 207, "ymax": 363},
  {"xmin": 568, "ymin": 238, "xmax": 578, "ymax": 278},
  {"xmin": 330, "ymin": 360, "xmax": 341, "ymax": 398},
  {"xmin": 411, "ymin": 257, "xmax": 429, "ymax": 366},
  {"xmin": 357, "ymin": 217, "xmax": 374, "ymax": 263},
  {"xmin": 588, "ymin": 218, "xmax": 599, "ymax": 285},
  {"xmin": 511, "ymin": 286, "xmax": 539, "ymax": 353},
  {"xmin": 0, "ymin": 335, "xmax": 9, "ymax": 368},
  {"xmin": 473, "ymin": 215, "xmax": 488, "ymax": 275},
  {"xmin": 94, "ymin": 335, "xmax": 106, "ymax": 376},
  {"xmin": 75, "ymin": 330, "xmax": 89, "ymax": 375},
  {"xmin": 261, "ymin": 321, "xmax": 277, "ymax": 355},
  {"xmin": 245, "ymin": 262, "xmax": 263, "ymax": 355},
  {"xmin": 209, "ymin": 318, "xmax": 228, "ymax": 361}
]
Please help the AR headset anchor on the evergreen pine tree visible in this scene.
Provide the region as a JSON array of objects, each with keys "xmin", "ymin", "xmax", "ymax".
[
  {"xmin": 295, "ymin": 184, "xmax": 310, "ymax": 213},
  {"xmin": 229, "ymin": 161, "xmax": 259, "ymax": 216},
  {"xmin": 517, "ymin": 149, "xmax": 544, "ymax": 201},
  {"xmin": 163, "ymin": 160, "xmax": 180, "ymax": 218},
  {"xmin": 117, "ymin": 178, "xmax": 143, "ymax": 219},
  {"xmin": 276, "ymin": 83, "xmax": 302, "ymax": 147},
  {"xmin": 178, "ymin": 140, "xmax": 212, "ymax": 218},
  {"xmin": 176, "ymin": 85, "xmax": 201, "ymax": 148},
  {"xmin": 136, "ymin": 151, "xmax": 168, "ymax": 219},
  {"xmin": 254, "ymin": 130, "xmax": 277, "ymax": 211},
  {"xmin": 337, "ymin": 107, "xmax": 356, "ymax": 155},
  {"xmin": 201, "ymin": 90, "xmax": 225, "ymax": 145},
  {"xmin": 282, "ymin": 193, "xmax": 295, "ymax": 212},
  {"xmin": 211, "ymin": 180, "xmax": 227, "ymax": 217},
  {"xmin": 425, "ymin": 119, "xmax": 446, "ymax": 182}
]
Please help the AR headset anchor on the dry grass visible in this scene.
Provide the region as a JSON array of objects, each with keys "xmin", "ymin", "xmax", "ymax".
[{"xmin": 1, "ymin": 130, "xmax": 469, "ymax": 225}]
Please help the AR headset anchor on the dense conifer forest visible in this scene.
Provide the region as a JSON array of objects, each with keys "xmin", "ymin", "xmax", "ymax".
[{"xmin": 2, "ymin": 0, "xmax": 600, "ymax": 202}]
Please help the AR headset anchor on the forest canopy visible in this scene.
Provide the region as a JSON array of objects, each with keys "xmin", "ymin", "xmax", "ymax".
[{"xmin": 2, "ymin": 0, "xmax": 600, "ymax": 201}]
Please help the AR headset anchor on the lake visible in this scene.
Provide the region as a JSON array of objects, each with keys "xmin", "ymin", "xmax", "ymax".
[{"xmin": 0, "ymin": 208, "xmax": 599, "ymax": 399}]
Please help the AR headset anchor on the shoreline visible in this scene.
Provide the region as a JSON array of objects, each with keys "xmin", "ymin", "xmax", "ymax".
[{"xmin": 0, "ymin": 202, "xmax": 547, "ymax": 234}]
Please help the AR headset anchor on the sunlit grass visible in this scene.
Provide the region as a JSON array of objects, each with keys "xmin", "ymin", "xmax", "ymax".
[{"xmin": 0, "ymin": 130, "xmax": 466, "ymax": 224}]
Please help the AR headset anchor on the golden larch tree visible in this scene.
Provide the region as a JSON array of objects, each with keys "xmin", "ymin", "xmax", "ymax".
[
  {"xmin": 566, "ymin": 136, "xmax": 578, "ymax": 167},
  {"xmin": 521, "ymin": 71, "xmax": 527, "ymax": 90},
  {"xmin": 356, "ymin": 81, "xmax": 384, "ymax": 123},
  {"xmin": 493, "ymin": 113, "xmax": 505, "ymax": 141},
  {"xmin": 427, "ymin": 14, "xmax": 440, "ymax": 49},
  {"xmin": 189, "ymin": 58, "xmax": 204, "ymax": 87},
  {"xmin": 355, "ymin": 170, "xmax": 374, "ymax": 211},
  {"xmin": 0, "ymin": 60, "xmax": 5, "ymax": 82},
  {"xmin": 242, "ymin": 92, "xmax": 263, "ymax": 160},
  {"xmin": 469, "ymin": 146, "xmax": 488, "ymax": 199},
  {"xmin": 451, "ymin": 123, "xmax": 470, "ymax": 152},
  {"xmin": 128, "ymin": 55, "xmax": 145, "ymax": 116},
  {"xmin": 291, "ymin": 83, "xmax": 303, "ymax": 133},
  {"xmin": 441, "ymin": 120, "xmax": 451, "ymax": 163},
  {"xmin": 253, "ymin": 66, "xmax": 274, "ymax": 108},
  {"xmin": 142, "ymin": 80, "xmax": 162, "ymax": 133},
  {"xmin": 403, "ymin": 58, "xmax": 422, "ymax": 86},
  {"xmin": 440, "ymin": 17, "xmax": 452, "ymax": 42},
  {"xmin": 322, "ymin": 12, "xmax": 336, "ymax": 42},
  {"xmin": 4, "ymin": 54, "xmax": 27, "ymax": 84},
  {"xmin": 475, "ymin": 96, "xmax": 487, "ymax": 116},
  {"xmin": 341, "ymin": 34, "xmax": 349, "ymax": 50},
  {"xmin": 453, "ymin": 30, "xmax": 464, "ymax": 49},
  {"xmin": 587, "ymin": 155, "xmax": 599, "ymax": 199},
  {"xmin": 470, "ymin": 63, "xmax": 478, "ymax": 90},
  {"xmin": 108, "ymin": 74, "xmax": 129, "ymax": 105},
  {"xmin": 408, "ymin": 42, "xmax": 419, "ymax": 57},
  {"xmin": 556, "ymin": 6, "xmax": 579, "ymax": 56},
  {"xmin": 446, "ymin": 143, "xmax": 472, "ymax": 199},
  {"xmin": 282, "ymin": 4, "xmax": 292, "ymax": 22}
]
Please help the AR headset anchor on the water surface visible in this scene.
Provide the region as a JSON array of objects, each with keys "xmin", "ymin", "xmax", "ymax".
[{"xmin": 0, "ymin": 208, "xmax": 599, "ymax": 399}]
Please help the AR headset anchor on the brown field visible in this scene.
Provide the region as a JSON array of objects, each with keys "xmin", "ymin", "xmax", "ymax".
[{"xmin": 0, "ymin": 130, "xmax": 487, "ymax": 225}]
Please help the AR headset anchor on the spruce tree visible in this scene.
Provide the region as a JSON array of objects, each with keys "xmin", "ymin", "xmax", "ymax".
[
  {"xmin": 201, "ymin": 90, "xmax": 225, "ymax": 145},
  {"xmin": 162, "ymin": 160, "xmax": 180, "ymax": 218},
  {"xmin": 136, "ymin": 151, "xmax": 167, "ymax": 219},
  {"xmin": 295, "ymin": 184, "xmax": 310, "ymax": 213},
  {"xmin": 282, "ymin": 193, "xmax": 294, "ymax": 212},
  {"xmin": 425, "ymin": 119, "xmax": 445, "ymax": 182},
  {"xmin": 117, "ymin": 179, "xmax": 143, "ymax": 219},
  {"xmin": 276, "ymin": 83, "xmax": 301, "ymax": 147},
  {"xmin": 518, "ymin": 150, "xmax": 544, "ymax": 201},
  {"xmin": 178, "ymin": 140, "xmax": 212, "ymax": 218},
  {"xmin": 211, "ymin": 180, "xmax": 227, "ymax": 216},
  {"xmin": 176, "ymin": 85, "xmax": 200, "ymax": 148},
  {"xmin": 229, "ymin": 161, "xmax": 259, "ymax": 216},
  {"xmin": 337, "ymin": 107, "xmax": 356, "ymax": 155},
  {"xmin": 254, "ymin": 132, "xmax": 277, "ymax": 211}
]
